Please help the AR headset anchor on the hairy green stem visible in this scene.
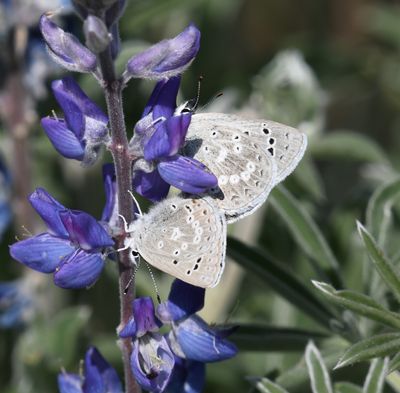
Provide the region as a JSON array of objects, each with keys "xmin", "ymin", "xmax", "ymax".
[{"xmin": 98, "ymin": 45, "xmax": 141, "ymax": 393}]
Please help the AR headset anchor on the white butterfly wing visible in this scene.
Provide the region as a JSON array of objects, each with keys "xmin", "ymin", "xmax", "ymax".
[
  {"xmin": 184, "ymin": 114, "xmax": 278, "ymax": 223},
  {"xmin": 189, "ymin": 113, "xmax": 307, "ymax": 185},
  {"xmin": 131, "ymin": 197, "xmax": 226, "ymax": 288}
]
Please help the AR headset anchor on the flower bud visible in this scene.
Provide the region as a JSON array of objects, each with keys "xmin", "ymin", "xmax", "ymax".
[
  {"xmin": 125, "ymin": 24, "xmax": 200, "ymax": 80},
  {"xmin": 40, "ymin": 13, "xmax": 97, "ymax": 73},
  {"xmin": 84, "ymin": 15, "xmax": 111, "ymax": 53}
]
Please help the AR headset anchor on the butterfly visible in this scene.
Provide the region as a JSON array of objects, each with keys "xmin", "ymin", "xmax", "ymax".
[
  {"xmin": 183, "ymin": 112, "xmax": 307, "ymax": 222},
  {"xmin": 121, "ymin": 195, "xmax": 226, "ymax": 288},
  {"xmin": 122, "ymin": 112, "xmax": 306, "ymax": 288}
]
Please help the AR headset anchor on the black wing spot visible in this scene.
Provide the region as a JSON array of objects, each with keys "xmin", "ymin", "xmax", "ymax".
[
  {"xmin": 173, "ymin": 260, "xmax": 178, "ymax": 265},
  {"xmin": 267, "ymin": 147, "xmax": 274, "ymax": 156}
]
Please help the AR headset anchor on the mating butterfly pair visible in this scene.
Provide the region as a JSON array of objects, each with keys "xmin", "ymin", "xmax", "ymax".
[{"xmin": 124, "ymin": 113, "xmax": 307, "ymax": 288}]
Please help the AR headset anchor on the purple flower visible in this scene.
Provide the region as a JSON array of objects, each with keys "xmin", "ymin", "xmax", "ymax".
[
  {"xmin": 58, "ymin": 347, "xmax": 123, "ymax": 393},
  {"xmin": 101, "ymin": 163, "xmax": 118, "ymax": 228},
  {"xmin": 158, "ymin": 279, "xmax": 237, "ymax": 364},
  {"xmin": 119, "ymin": 297, "xmax": 175, "ymax": 393},
  {"xmin": 165, "ymin": 357, "xmax": 205, "ymax": 393},
  {"xmin": 101, "ymin": 163, "xmax": 139, "ymax": 232},
  {"xmin": 40, "ymin": 12, "xmax": 97, "ymax": 73},
  {"xmin": 41, "ymin": 77, "xmax": 109, "ymax": 164},
  {"xmin": 0, "ymin": 280, "xmax": 32, "ymax": 328},
  {"xmin": 125, "ymin": 24, "xmax": 200, "ymax": 80},
  {"xmin": 131, "ymin": 77, "xmax": 217, "ymax": 201},
  {"xmin": 10, "ymin": 188, "xmax": 114, "ymax": 289}
]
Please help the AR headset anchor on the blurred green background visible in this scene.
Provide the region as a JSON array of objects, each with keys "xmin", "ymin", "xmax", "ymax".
[{"xmin": 2, "ymin": 0, "xmax": 400, "ymax": 392}]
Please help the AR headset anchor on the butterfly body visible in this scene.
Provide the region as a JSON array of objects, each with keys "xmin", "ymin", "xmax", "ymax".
[{"xmin": 124, "ymin": 196, "xmax": 226, "ymax": 288}]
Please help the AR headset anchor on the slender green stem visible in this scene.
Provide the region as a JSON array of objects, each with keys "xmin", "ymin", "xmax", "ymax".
[{"xmin": 98, "ymin": 45, "xmax": 141, "ymax": 393}]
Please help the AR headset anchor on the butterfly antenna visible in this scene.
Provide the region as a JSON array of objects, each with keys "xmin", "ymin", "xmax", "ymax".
[
  {"xmin": 124, "ymin": 255, "xmax": 141, "ymax": 294},
  {"xmin": 144, "ymin": 262, "xmax": 161, "ymax": 304},
  {"xmin": 192, "ymin": 75, "xmax": 203, "ymax": 111}
]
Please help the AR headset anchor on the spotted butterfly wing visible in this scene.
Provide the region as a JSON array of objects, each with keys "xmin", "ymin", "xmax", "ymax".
[
  {"xmin": 126, "ymin": 196, "xmax": 226, "ymax": 288},
  {"xmin": 184, "ymin": 113, "xmax": 307, "ymax": 222},
  {"xmin": 188, "ymin": 113, "xmax": 307, "ymax": 186}
]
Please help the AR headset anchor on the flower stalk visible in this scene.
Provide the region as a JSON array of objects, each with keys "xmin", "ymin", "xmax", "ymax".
[{"xmin": 98, "ymin": 43, "xmax": 141, "ymax": 393}]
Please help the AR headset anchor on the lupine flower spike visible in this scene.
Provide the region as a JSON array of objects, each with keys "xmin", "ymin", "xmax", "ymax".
[{"xmin": 10, "ymin": 188, "xmax": 114, "ymax": 289}]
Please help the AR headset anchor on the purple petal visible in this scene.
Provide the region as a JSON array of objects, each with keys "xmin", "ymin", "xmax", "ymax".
[
  {"xmin": 105, "ymin": 0, "xmax": 127, "ymax": 27},
  {"xmin": 29, "ymin": 188, "xmax": 69, "ymax": 237},
  {"xmin": 165, "ymin": 358, "xmax": 205, "ymax": 393},
  {"xmin": 40, "ymin": 14, "xmax": 97, "ymax": 73},
  {"xmin": 151, "ymin": 77, "xmax": 181, "ymax": 120},
  {"xmin": 101, "ymin": 163, "xmax": 117, "ymax": 223},
  {"xmin": 52, "ymin": 78, "xmax": 108, "ymax": 141},
  {"xmin": 83, "ymin": 347, "xmax": 123, "ymax": 393},
  {"xmin": 133, "ymin": 297, "xmax": 160, "ymax": 337},
  {"xmin": 126, "ymin": 25, "xmax": 200, "ymax": 80},
  {"xmin": 131, "ymin": 333, "xmax": 175, "ymax": 393},
  {"xmin": 119, "ymin": 317, "xmax": 137, "ymax": 338},
  {"xmin": 41, "ymin": 117, "xmax": 85, "ymax": 161},
  {"xmin": 58, "ymin": 373, "xmax": 83, "ymax": 393},
  {"xmin": 158, "ymin": 155, "xmax": 217, "ymax": 194},
  {"xmin": 144, "ymin": 114, "xmax": 191, "ymax": 161},
  {"xmin": 10, "ymin": 233, "xmax": 74, "ymax": 273},
  {"xmin": 171, "ymin": 315, "xmax": 238, "ymax": 362},
  {"xmin": 157, "ymin": 280, "xmax": 205, "ymax": 323},
  {"xmin": 54, "ymin": 250, "xmax": 104, "ymax": 289},
  {"xmin": 133, "ymin": 169, "xmax": 170, "ymax": 202},
  {"xmin": 59, "ymin": 210, "xmax": 114, "ymax": 251}
]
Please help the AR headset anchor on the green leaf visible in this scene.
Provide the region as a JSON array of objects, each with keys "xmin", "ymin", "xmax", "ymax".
[
  {"xmin": 334, "ymin": 382, "xmax": 363, "ymax": 393},
  {"xmin": 270, "ymin": 186, "xmax": 341, "ymax": 282},
  {"xmin": 43, "ymin": 306, "xmax": 91, "ymax": 367},
  {"xmin": 335, "ymin": 333, "xmax": 400, "ymax": 369},
  {"xmin": 362, "ymin": 357, "xmax": 388, "ymax": 393},
  {"xmin": 255, "ymin": 378, "xmax": 290, "ymax": 393},
  {"xmin": 276, "ymin": 347, "xmax": 347, "ymax": 391},
  {"xmin": 357, "ymin": 222, "xmax": 400, "ymax": 303},
  {"xmin": 227, "ymin": 237, "xmax": 335, "ymax": 328},
  {"xmin": 310, "ymin": 132, "xmax": 389, "ymax": 164},
  {"xmin": 230, "ymin": 324, "xmax": 327, "ymax": 352},
  {"xmin": 389, "ymin": 352, "xmax": 400, "ymax": 373},
  {"xmin": 305, "ymin": 341, "xmax": 334, "ymax": 393},
  {"xmin": 312, "ymin": 281, "xmax": 400, "ymax": 329},
  {"xmin": 366, "ymin": 178, "xmax": 400, "ymax": 245}
]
